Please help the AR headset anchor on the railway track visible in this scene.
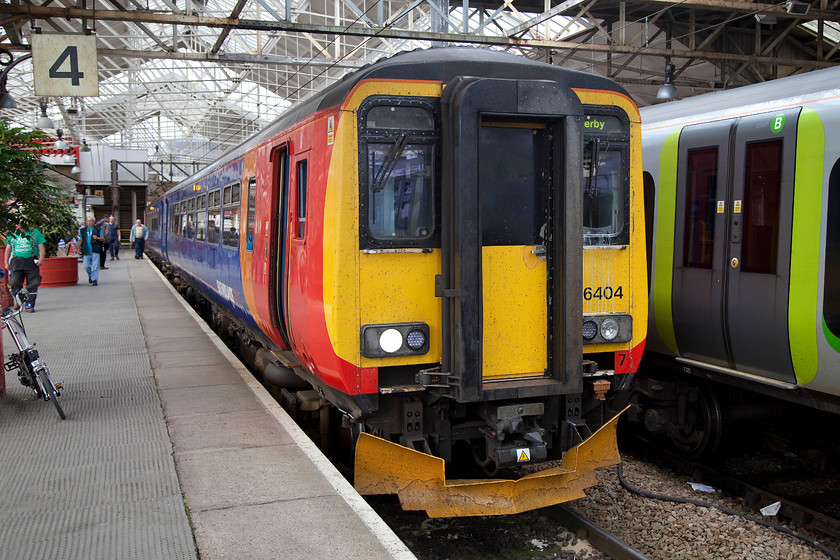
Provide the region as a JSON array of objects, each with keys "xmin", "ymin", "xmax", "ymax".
[{"xmin": 624, "ymin": 431, "xmax": 840, "ymax": 558}]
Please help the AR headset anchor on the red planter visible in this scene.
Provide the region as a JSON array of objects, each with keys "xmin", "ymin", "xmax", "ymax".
[{"xmin": 39, "ymin": 256, "xmax": 79, "ymax": 287}]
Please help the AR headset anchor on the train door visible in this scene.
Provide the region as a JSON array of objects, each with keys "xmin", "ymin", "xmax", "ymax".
[
  {"xmin": 726, "ymin": 109, "xmax": 799, "ymax": 382},
  {"xmin": 674, "ymin": 110, "xmax": 799, "ymax": 382},
  {"xmin": 440, "ymin": 78, "xmax": 583, "ymax": 401},
  {"xmin": 672, "ymin": 120, "xmax": 733, "ymax": 367},
  {"xmin": 270, "ymin": 146, "xmax": 291, "ymax": 346},
  {"xmin": 479, "ymin": 120, "xmax": 550, "ymax": 380}
]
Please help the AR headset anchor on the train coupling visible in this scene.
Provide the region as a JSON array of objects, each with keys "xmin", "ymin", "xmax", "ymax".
[{"xmin": 354, "ymin": 407, "xmax": 628, "ymax": 517}]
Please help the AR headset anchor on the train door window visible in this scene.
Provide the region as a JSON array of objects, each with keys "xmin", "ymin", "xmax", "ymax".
[
  {"xmin": 359, "ymin": 99, "xmax": 438, "ymax": 248},
  {"xmin": 479, "ymin": 120, "xmax": 547, "ymax": 246},
  {"xmin": 196, "ymin": 194, "xmax": 207, "ymax": 242},
  {"xmin": 223, "ymin": 183, "xmax": 241, "ymax": 248},
  {"xmin": 741, "ymin": 139, "xmax": 783, "ymax": 274},
  {"xmin": 824, "ymin": 157, "xmax": 840, "ymax": 339},
  {"xmin": 208, "ymin": 190, "xmax": 221, "ymax": 244},
  {"xmin": 246, "ymin": 176, "xmax": 256, "ymax": 252},
  {"xmin": 296, "ymin": 161, "xmax": 307, "ymax": 238},
  {"xmin": 684, "ymin": 147, "xmax": 718, "ymax": 268},
  {"xmin": 582, "ymin": 114, "xmax": 630, "ymax": 246}
]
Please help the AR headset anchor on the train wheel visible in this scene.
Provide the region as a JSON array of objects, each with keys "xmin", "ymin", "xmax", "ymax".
[{"xmin": 668, "ymin": 387, "xmax": 722, "ymax": 459}]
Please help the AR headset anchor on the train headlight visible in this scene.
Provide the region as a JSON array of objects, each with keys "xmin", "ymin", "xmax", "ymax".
[
  {"xmin": 600, "ymin": 318, "xmax": 620, "ymax": 341},
  {"xmin": 406, "ymin": 329, "xmax": 426, "ymax": 350},
  {"xmin": 582, "ymin": 314, "xmax": 632, "ymax": 344},
  {"xmin": 362, "ymin": 323, "xmax": 430, "ymax": 357},
  {"xmin": 379, "ymin": 329, "xmax": 403, "ymax": 353}
]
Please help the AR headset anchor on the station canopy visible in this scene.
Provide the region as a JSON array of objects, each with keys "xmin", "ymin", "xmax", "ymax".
[{"xmin": 2, "ymin": 0, "xmax": 838, "ymax": 164}]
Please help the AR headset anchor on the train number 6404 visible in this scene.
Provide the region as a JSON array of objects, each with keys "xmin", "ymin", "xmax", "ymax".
[{"xmin": 583, "ymin": 286, "xmax": 623, "ymax": 300}]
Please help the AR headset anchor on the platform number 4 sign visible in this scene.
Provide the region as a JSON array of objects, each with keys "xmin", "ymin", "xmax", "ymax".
[{"xmin": 32, "ymin": 34, "xmax": 99, "ymax": 97}]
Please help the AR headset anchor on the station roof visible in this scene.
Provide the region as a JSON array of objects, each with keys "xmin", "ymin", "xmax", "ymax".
[{"xmin": 2, "ymin": 0, "xmax": 838, "ymax": 164}]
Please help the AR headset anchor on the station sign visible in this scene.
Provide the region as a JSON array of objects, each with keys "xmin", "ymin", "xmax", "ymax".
[{"xmin": 32, "ymin": 34, "xmax": 99, "ymax": 97}]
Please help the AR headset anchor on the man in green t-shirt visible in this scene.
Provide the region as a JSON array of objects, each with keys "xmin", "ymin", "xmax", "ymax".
[{"xmin": 4, "ymin": 224, "xmax": 47, "ymax": 312}]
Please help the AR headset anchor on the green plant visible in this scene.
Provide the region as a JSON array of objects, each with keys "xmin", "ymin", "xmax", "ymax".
[{"xmin": 1, "ymin": 119, "xmax": 77, "ymax": 256}]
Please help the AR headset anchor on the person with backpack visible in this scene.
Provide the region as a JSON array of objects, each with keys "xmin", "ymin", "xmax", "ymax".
[
  {"xmin": 130, "ymin": 219, "xmax": 148, "ymax": 259},
  {"xmin": 4, "ymin": 223, "xmax": 46, "ymax": 311}
]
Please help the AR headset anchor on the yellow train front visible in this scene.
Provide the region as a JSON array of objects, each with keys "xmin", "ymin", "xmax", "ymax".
[
  {"xmin": 317, "ymin": 49, "xmax": 648, "ymax": 517},
  {"xmin": 148, "ymin": 47, "xmax": 646, "ymax": 518}
]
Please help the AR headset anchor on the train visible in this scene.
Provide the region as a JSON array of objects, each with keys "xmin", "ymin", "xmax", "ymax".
[
  {"xmin": 627, "ymin": 65, "xmax": 840, "ymax": 457},
  {"xmin": 145, "ymin": 47, "xmax": 648, "ymax": 517}
]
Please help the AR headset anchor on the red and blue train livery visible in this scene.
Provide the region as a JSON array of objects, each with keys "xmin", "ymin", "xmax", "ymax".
[{"xmin": 146, "ymin": 47, "xmax": 647, "ymax": 517}]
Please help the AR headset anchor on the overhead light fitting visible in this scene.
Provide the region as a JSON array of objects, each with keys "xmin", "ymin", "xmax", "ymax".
[
  {"xmin": 0, "ymin": 52, "xmax": 32, "ymax": 110},
  {"xmin": 755, "ymin": 13, "xmax": 778, "ymax": 24},
  {"xmin": 81, "ymin": 139, "xmax": 91, "ymax": 152},
  {"xmin": 656, "ymin": 63, "xmax": 678, "ymax": 101},
  {"xmin": 36, "ymin": 101, "xmax": 55, "ymax": 129},
  {"xmin": 53, "ymin": 129, "xmax": 69, "ymax": 151},
  {"xmin": 785, "ymin": 1, "xmax": 810, "ymax": 14},
  {"xmin": 70, "ymin": 165, "xmax": 81, "ymax": 174}
]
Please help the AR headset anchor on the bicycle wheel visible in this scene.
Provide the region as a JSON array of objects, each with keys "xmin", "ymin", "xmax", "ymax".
[{"xmin": 37, "ymin": 367, "xmax": 66, "ymax": 420}]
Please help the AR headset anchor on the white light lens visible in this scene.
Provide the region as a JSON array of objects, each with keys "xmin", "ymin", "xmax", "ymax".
[
  {"xmin": 379, "ymin": 329, "xmax": 403, "ymax": 353},
  {"xmin": 600, "ymin": 318, "xmax": 619, "ymax": 341}
]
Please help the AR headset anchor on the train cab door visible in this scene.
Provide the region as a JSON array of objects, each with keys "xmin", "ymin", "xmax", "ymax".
[
  {"xmin": 440, "ymin": 77, "xmax": 584, "ymax": 401},
  {"xmin": 674, "ymin": 110, "xmax": 799, "ymax": 383}
]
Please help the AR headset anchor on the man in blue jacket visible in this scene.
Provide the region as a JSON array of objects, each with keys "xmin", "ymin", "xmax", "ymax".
[{"xmin": 77, "ymin": 216, "xmax": 105, "ymax": 286}]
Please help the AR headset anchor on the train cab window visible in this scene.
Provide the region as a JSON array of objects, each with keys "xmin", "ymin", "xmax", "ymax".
[
  {"xmin": 208, "ymin": 190, "xmax": 221, "ymax": 244},
  {"xmin": 246, "ymin": 176, "xmax": 256, "ymax": 252},
  {"xmin": 741, "ymin": 139, "xmax": 783, "ymax": 274},
  {"xmin": 366, "ymin": 106, "xmax": 434, "ymax": 130},
  {"xmin": 296, "ymin": 161, "xmax": 307, "ymax": 238},
  {"xmin": 360, "ymin": 101, "xmax": 438, "ymax": 246},
  {"xmin": 684, "ymin": 147, "xmax": 719, "ymax": 269},
  {"xmin": 582, "ymin": 114, "xmax": 630, "ymax": 246},
  {"xmin": 823, "ymin": 157, "xmax": 840, "ymax": 339},
  {"xmin": 196, "ymin": 194, "xmax": 207, "ymax": 242},
  {"xmin": 223, "ymin": 183, "xmax": 241, "ymax": 248}
]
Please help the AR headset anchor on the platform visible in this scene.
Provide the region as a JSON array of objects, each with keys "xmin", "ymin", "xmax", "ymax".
[{"xmin": 0, "ymin": 257, "xmax": 415, "ymax": 560}]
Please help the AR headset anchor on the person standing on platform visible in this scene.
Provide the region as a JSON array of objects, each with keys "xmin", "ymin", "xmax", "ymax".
[
  {"xmin": 130, "ymin": 219, "xmax": 148, "ymax": 259},
  {"xmin": 108, "ymin": 215, "xmax": 121, "ymax": 260},
  {"xmin": 4, "ymin": 223, "xmax": 46, "ymax": 312},
  {"xmin": 78, "ymin": 216, "xmax": 105, "ymax": 286},
  {"xmin": 96, "ymin": 217, "xmax": 112, "ymax": 270}
]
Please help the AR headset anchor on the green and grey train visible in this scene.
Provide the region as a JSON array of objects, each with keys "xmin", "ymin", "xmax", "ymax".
[{"xmin": 627, "ymin": 66, "xmax": 840, "ymax": 456}]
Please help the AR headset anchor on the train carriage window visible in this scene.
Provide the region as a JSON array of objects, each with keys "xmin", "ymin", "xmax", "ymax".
[
  {"xmin": 246, "ymin": 177, "xmax": 256, "ymax": 252},
  {"xmin": 684, "ymin": 147, "xmax": 719, "ymax": 268},
  {"xmin": 169, "ymin": 204, "xmax": 177, "ymax": 236},
  {"xmin": 823, "ymin": 158, "xmax": 840, "ymax": 339},
  {"xmin": 196, "ymin": 194, "xmax": 207, "ymax": 242},
  {"xmin": 360, "ymin": 101, "xmax": 438, "ymax": 246},
  {"xmin": 741, "ymin": 139, "xmax": 783, "ymax": 274},
  {"xmin": 296, "ymin": 161, "xmax": 307, "ymax": 238},
  {"xmin": 223, "ymin": 183, "xmax": 241, "ymax": 248},
  {"xmin": 208, "ymin": 190, "xmax": 221, "ymax": 244}
]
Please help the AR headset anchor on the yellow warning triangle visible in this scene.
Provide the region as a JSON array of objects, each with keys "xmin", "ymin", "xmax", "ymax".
[{"xmin": 518, "ymin": 450, "xmax": 529, "ymax": 462}]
